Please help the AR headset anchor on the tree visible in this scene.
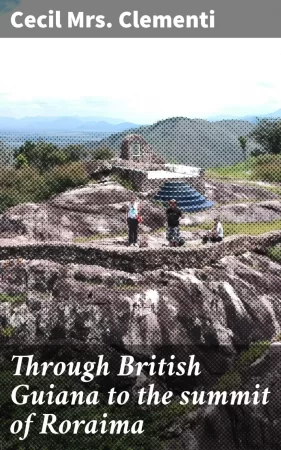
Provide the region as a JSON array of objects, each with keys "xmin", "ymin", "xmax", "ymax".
[
  {"xmin": 44, "ymin": 162, "xmax": 89, "ymax": 196},
  {"xmin": 92, "ymin": 147, "xmax": 114, "ymax": 160},
  {"xmin": 14, "ymin": 140, "xmax": 36, "ymax": 161},
  {"xmin": 238, "ymin": 136, "xmax": 247, "ymax": 160},
  {"xmin": 14, "ymin": 140, "xmax": 59, "ymax": 172},
  {"xmin": 14, "ymin": 140, "xmax": 88, "ymax": 172},
  {"xmin": 250, "ymin": 118, "xmax": 281, "ymax": 155},
  {"xmin": 0, "ymin": 141, "xmax": 14, "ymax": 166},
  {"xmin": 251, "ymin": 148, "xmax": 265, "ymax": 158},
  {"xmin": 63, "ymin": 144, "xmax": 88, "ymax": 161},
  {"xmin": 15, "ymin": 153, "xmax": 29, "ymax": 169}
]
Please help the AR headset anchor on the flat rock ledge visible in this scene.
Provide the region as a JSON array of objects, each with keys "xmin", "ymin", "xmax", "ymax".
[{"xmin": 0, "ymin": 231, "xmax": 280, "ymax": 273}]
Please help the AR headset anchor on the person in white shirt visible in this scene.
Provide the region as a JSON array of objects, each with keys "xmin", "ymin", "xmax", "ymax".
[
  {"xmin": 202, "ymin": 217, "xmax": 224, "ymax": 244},
  {"xmin": 126, "ymin": 196, "xmax": 141, "ymax": 247}
]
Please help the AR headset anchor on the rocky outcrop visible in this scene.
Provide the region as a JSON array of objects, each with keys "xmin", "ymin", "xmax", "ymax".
[
  {"xmin": 1, "ymin": 178, "xmax": 279, "ymax": 246},
  {"xmin": 182, "ymin": 199, "xmax": 281, "ymax": 226},
  {"xmin": 165, "ymin": 343, "xmax": 281, "ymax": 450},
  {"xmin": 1, "ymin": 240, "xmax": 281, "ymax": 449},
  {"xmin": 206, "ymin": 180, "xmax": 279, "ymax": 204},
  {"xmin": 1, "ymin": 248, "xmax": 281, "ymax": 356},
  {"xmin": 1, "ymin": 174, "xmax": 281, "ymax": 450},
  {"xmin": 85, "ymin": 160, "xmax": 113, "ymax": 178},
  {"xmin": 0, "ymin": 215, "xmax": 26, "ymax": 236},
  {"xmin": 0, "ymin": 181, "xmax": 165, "ymax": 241}
]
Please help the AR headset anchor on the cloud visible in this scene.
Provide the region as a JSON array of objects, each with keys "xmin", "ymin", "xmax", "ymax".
[
  {"xmin": 0, "ymin": 95, "xmax": 119, "ymax": 119},
  {"xmin": 0, "ymin": 0, "xmax": 20, "ymax": 15},
  {"xmin": 1, "ymin": 38, "xmax": 281, "ymax": 122},
  {"xmin": 256, "ymin": 81, "xmax": 275, "ymax": 89}
]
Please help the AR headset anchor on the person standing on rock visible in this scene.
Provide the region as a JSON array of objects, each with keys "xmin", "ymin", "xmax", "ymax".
[
  {"xmin": 166, "ymin": 199, "xmax": 184, "ymax": 247},
  {"xmin": 126, "ymin": 196, "xmax": 141, "ymax": 247},
  {"xmin": 202, "ymin": 217, "xmax": 224, "ymax": 244}
]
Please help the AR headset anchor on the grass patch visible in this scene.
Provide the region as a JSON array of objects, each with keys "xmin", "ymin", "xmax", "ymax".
[
  {"xmin": 255, "ymin": 184, "xmax": 281, "ymax": 196},
  {"xmin": 178, "ymin": 220, "xmax": 281, "ymax": 236},
  {"xmin": 251, "ymin": 154, "xmax": 281, "ymax": 182},
  {"xmin": 207, "ymin": 159, "xmax": 255, "ymax": 181},
  {"xmin": 75, "ymin": 220, "xmax": 281, "ymax": 245},
  {"xmin": 216, "ymin": 371, "xmax": 242, "ymax": 392},
  {"xmin": 162, "ymin": 400, "xmax": 195, "ymax": 419},
  {"xmin": 0, "ymin": 293, "xmax": 26, "ymax": 304},
  {"xmin": 237, "ymin": 341, "xmax": 270, "ymax": 370},
  {"xmin": 112, "ymin": 174, "xmax": 136, "ymax": 192},
  {"xmin": 0, "ymin": 326, "xmax": 15, "ymax": 338},
  {"xmin": 208, "ymin": 155, "xmax": 281, "ymax": 184},
  {"xmin": 268, "ymin": 245, "xmax": 281, "ymax": 263},
  {"xmin": 76, "ymin": 220, "xmax": 281, "ymax": 245}
]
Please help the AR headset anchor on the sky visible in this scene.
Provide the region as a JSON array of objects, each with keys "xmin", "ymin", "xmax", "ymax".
[{"xmin": 1, "ymin": 38, "xmax": 281, "ymax": 123}]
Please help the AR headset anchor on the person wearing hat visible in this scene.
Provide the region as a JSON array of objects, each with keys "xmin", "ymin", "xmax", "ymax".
[
  {"xmin": 202, "ymin": 217, "xmax": 224, "ymax": 244},
  {"xmin": 166, "ymin": 199, "xmax": 183, "ymax": 247}
]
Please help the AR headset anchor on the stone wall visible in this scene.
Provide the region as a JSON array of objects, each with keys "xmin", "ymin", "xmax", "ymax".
[
  {"xmin": 113, "ymin": 165, "xmax": 206, "ymax": 195},
  {"xmin": 0, "ymin": 230, "xmax": 280, "ymax": 273},
  {"xmin": 120, "ymin": 134, "xmax": 166, "ymax": 164}
]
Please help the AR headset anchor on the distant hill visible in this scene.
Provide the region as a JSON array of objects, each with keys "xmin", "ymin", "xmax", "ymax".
[
  {"xmin": 0, "ymin": 116, "xmax": 141, "ymax": 132},
  {"xmin": 209, "ymin": 108, "xmax": 281, "ymax": 123},
  {"xmin": 78, "ymin": 121, "xmax": 139, "ymax": 132},
  {"xmin": 99, "ymin": 117, "xmax": 261, "ymax": 168}
]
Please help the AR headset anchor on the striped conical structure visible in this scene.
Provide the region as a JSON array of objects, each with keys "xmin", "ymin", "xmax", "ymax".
[{"xmin": 154, "ymin": 181, "xmax": 214, "ymax": 212}]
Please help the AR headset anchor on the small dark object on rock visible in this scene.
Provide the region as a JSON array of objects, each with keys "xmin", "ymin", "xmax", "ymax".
[{"xmin": 178, "ymin": 238, "xmax": 185, "ymax": 247}]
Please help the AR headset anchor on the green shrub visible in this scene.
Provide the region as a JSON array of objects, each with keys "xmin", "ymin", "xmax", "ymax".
[
  {"xmin": 15, "ymin": 153, "xmax": 29, "ymax": 168},
  {"xmin": 112, "ymin": 174, "xmax": 135, "ymax": 191},
  {"xmin": 0, "ymin": 166, "xmax": 47, "ymax": 209},
  {"xmin": 0, "ymin": 293, "xmax": 26, "ymax": 304},
  {"xmin": 252, "ymin": 164, "xmax": 281, "ymax": 181},
  {"xmin": 215, "ymin": 340, "xmax": 270, "ymax": 394},
  {"xmin": 92, "ymin": 147, "xmax": 114, "ymax": 160},
  {"xmin": 0, "ymin": 140, "xmax": 107, "ymax": 213},
  {"xmin": 0, "ymin": 326, "xmax": 15, "ymax": 337},
  {"xmin": 268, "ymin": 245, "xmax": 281, "ymax": 263},
  {"xmin": 251, "ymin": 154, "xmax": 281, "ymax": 181},
  {"xmin": 14, "ymin": 140, "xmax": 89, "ymax": 172},
  {"xmin": 251, "ymin": 148, "xmax": 266, "ymax": 158},
  {"xmin": 0, "ymin": 163, "xmax": 89, "ymax": 213},
  {"xmin": 44, "ymin": 162, "xmax": 90, "ymax": 197},
  {"xmin": 250, "ymin": 118, "xmax": 281, "ymax": 155},
  {"xmin": 216, "ymin": 371, "xmax": 242, "ymax": 392},
  {"xmin": 253, "ymin": 153, "xmax": 279, "ymax": 165},
  {"xmin": 0, "ymin": 193, "xmax": 17, "ymax": 213},
  {"xmin": 237, "ymin": 341, "xmax": 270, "ymax": 370}
]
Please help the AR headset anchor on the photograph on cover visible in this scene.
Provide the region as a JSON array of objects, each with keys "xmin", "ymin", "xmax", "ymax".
[{"xmin": 0, "ymin": 38, "xmax": 281, "ymax": 449}]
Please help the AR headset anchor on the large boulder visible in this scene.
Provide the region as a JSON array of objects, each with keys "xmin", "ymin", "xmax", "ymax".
[
  {"xmin": 0, "ymin": 181, "xmax": 165, "ymax": 241},
  {"xmin": 1, "ymin": 249, "xmax": 281, "ymax": 449}
]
